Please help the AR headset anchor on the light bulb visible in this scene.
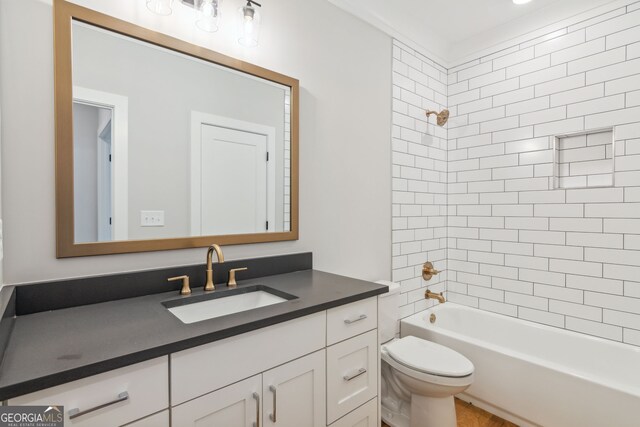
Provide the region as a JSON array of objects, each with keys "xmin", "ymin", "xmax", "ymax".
[
  {"xmin": 238, "ymin": 3, "xmax": 260, "ymax": 47},
  {"xmin": 196, "ymin": 0, "xmax": 221, "ymax": 33},
  {"xmin": 146, "ymin": 0, "xmax": 173, "ymax": 15}
]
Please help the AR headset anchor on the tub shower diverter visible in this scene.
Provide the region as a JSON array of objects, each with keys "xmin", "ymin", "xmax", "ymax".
[{"xmin": 163, "ymin": 285, "xmax": 297, "ymax": 324}]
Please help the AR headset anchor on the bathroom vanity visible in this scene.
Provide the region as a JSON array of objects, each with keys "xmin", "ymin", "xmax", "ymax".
[{"xmin": 0, "ymin": 253, "xmax": 387, "ymax": 427}]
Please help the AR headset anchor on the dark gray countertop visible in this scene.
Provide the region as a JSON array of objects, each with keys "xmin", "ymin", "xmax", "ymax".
[{"xmin": 0, "ymin": 269, "xmax": 387, "ymax": 400}]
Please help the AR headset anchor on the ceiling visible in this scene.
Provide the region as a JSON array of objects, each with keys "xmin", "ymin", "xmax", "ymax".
[{"xmin": 329, "ymin": 0, "xmax": 620, "ymax": 67}]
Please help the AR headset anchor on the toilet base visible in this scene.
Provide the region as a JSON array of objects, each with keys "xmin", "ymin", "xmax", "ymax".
[
  {"xmin": 381, "ymin": 403, "xmax": 410, "ymax": 427},
  {"xmin": 410, "ymin": 394, "xmax": 457, "ymax": 427},
  {"xmin": 382, "ymin": 395, "xmax": 457, "ymax": 427}
]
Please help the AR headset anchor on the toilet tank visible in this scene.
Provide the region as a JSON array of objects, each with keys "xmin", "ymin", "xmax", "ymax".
[{"xmin": 376, "ymin": 280, "xmax": 401, "ymax": 344}]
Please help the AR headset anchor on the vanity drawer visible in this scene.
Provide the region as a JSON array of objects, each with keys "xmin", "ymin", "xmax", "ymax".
[
  {"xmin": 9, "ymin": 357, "xmax": 169, "ymax": 427},
  {"xmin": 326, "ymin": 330, "xmax": 378, "ymax": 424},
  {"xmin": 329, "ymin": 398, "xmax": 378, "ymax": 427},
  {"xmin": 327, "ymin": 297, "xmax": 377, "ymax": 345}
]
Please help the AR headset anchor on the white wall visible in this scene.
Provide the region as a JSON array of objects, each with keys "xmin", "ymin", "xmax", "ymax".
[
  {"xmin": 0, "ymin": 0, "xmax": 392, "ymax": 284},
  {"xmin": 446, "ymin": 2, "xmax": 640, "ymax": 346}
]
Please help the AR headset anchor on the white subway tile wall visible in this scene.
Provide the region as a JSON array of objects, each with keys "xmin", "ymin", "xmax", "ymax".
[
  {"xmin": 392, "ymin": 40, "xmax": 448, "ymax": 319},
  {"xmin": 392, "ymin": 1, "xmax": 640, "ymax": 346}
]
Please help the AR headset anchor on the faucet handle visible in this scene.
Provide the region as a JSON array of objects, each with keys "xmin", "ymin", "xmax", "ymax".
[
  {"xmin": 168, "ymin": 275, "xmax": 191, "ymax": 295},
  {"xmin": 422, "ymin": 262, "xmax": 443, "ymax": 281},
  {"xmin": 227, "ymin": 268, "xmax": 248, "ymax": 288}
]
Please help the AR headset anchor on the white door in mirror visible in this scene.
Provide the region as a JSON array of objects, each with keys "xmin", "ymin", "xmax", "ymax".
[{"xmin": 200, "ymin": 124, "xmax": 271, "ymax": 235}]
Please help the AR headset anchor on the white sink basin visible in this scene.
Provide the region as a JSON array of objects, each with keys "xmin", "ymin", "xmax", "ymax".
[{"xmin": 165, "ymin": 287, "xmax": 292, "ymax": 324}]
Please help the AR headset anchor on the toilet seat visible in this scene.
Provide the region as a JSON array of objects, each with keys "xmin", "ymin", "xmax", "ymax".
[{"xmin": 381, "ymin": 336, "xmax": 474, "ymax": 387}]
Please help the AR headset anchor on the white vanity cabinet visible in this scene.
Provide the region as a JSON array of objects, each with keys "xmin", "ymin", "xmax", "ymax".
[
  {"xmin": 7, "ymin": 296, "xmax": 382, "ymax": 427},
  {"xmin": 171, "ymin": 297, "xmax": 380, "ymax": 427}
]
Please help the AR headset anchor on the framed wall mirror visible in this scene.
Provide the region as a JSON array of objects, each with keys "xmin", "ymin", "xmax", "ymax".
[{"xmin": 54, "ymin": 0, "xmax": 299, "ymax": 258}]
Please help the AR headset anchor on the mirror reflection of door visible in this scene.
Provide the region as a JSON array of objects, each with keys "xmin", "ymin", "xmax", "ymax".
[
  {"xmin": 190, "ymin": 112, "xmax": 276, "ymax": 236},
  {"xmin": 201, "ymin": 124, "xmax": 269, "ymax": 235},
  {"xmin": 72, "ymin": 102, "xmax": 113, "ymax": 243},
  {"xmin": 72, "ymin": 87, "xmax": 129, "ymax": 243}
]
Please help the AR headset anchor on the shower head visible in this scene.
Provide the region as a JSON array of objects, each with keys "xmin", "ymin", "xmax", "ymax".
[{"xmin": 425, "ymin": 109, "xmax": 450, "ymax": 126}]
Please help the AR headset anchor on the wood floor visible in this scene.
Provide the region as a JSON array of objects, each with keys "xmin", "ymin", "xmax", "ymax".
[{"xmin": 381, "ymin": 398, "xmax": 518, "ymax": 427}]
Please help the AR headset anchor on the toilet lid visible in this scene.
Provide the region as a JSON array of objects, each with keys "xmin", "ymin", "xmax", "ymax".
[{"xmin": 385, "ymin": 336, "xmax": 474, "ymax": 377}]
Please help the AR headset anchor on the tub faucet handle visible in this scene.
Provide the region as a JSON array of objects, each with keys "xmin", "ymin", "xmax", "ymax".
[{"xmin": 422, "ymin": 262, "xmax": 443, "ymax": 281}]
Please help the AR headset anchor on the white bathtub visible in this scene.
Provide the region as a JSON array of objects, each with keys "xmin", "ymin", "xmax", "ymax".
[{"xmin": 401, "ymin": 304, "xmax": 640, "ymax": 427}]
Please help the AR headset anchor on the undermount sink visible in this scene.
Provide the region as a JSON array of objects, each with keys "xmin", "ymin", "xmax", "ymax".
[{"xmin": 163, "ymin": 285, "xmax": 297, "ymax": 324}]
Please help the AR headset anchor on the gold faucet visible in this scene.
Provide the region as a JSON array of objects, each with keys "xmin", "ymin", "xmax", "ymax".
[
  {"xmin": 204, "ymin": 244, "xmax": 225, "ymax": 291},
  {"xmin": 425, "ymin": 289, "xmax": 446, "ymax": 304}
]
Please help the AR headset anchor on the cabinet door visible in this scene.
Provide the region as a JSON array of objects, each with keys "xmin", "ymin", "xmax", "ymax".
[
  {"xmin": 262, "ymin": 350, "xmax": 326, "ymax": 427},
  {"xmin": 171, "ymin": 375, "xmax": 261, "ymax": 427}
]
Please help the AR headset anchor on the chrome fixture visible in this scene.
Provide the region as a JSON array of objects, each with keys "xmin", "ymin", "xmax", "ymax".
[
  {"xmin": 205, "ymin": 244, "xmax": 225, "ymax": 291},
  {"xmin": 168, "ymin": 275, "xmax": 192, "ymax": 295},
  {"xmin": 425, "ymin": 109, "xmax": 450, "ymax": 126},
  {"xmin": 425, "ymin": 289, "xmax": 446, "ymax": 304},
  {"xmin": 238, "ymin": 0, "xmax": 262, "ymax": 47},
  {"xmin": 227, "ymin": 267, "xmax": 248, "ymax": 287},
  {"xmin": 422, "ymin": 262, "xmax": 442, "ymax": 281}
]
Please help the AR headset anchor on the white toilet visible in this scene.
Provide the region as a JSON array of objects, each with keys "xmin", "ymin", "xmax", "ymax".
[{"xmin": 377, "ymin": 281, "xmax": 474, "ymax": 427}]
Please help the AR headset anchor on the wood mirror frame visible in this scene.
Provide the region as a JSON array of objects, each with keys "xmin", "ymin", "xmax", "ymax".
[{"xmin": 54, "ymin": 0, "xmax": 299, "ymax": 258}]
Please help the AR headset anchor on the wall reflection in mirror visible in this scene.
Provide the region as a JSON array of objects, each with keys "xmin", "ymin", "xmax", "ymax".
[{"xmin": 71, "ymin": 21, "xmax": 291, "ymax": 244}]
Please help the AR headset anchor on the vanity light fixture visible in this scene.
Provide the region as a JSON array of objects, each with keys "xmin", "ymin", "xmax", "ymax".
[
  {"xmin": 512, "ymin": 0, "xmax": 533, "ymax": 4},
  {"xmin": 145, "ymin": 0, "xmax": 265, "ymax": 46},
  {"xmin": 238, "ymin": 0, "xmax": 262, "ymax": 47}
]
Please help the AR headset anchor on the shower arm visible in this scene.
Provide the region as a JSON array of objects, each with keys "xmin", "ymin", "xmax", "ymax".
[{"xmin": 425, "ymin": 109, "xmax": 450, "ymax": 127}]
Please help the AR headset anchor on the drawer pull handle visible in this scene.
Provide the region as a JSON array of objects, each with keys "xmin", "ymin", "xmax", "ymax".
[
  {"xmin": 344, "ymin": 314, "xmax": 367, "ymax": 324},
  {"xmin": 68, "ymin": 391, "xmax": 129, "ymax": 419},
  {"xmin": 343, "ymin": 368, "xmax": 367, "ymax": 381},
  {"xmin": 269, "ymin": 385, "xmax": 277, "ymax": 422},
  {"xmin": 252, "ymin": 392, "xmax": 260, "ymax": 427}
]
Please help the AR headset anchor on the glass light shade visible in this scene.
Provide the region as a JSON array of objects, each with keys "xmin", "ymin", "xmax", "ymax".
[
  {"xmin": 238, "ymin": 4, "xmax": 261, "ymax": 47},
  {"xmin": 196, "ymin": 0, "xmax": 222, "ymax": 33},
  {"xmin": 146, "ymin": 0, "xmax": 173, "ymax": 15}
]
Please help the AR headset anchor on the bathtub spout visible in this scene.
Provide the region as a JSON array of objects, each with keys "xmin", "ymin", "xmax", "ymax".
[{"xmin": 425, "ymin": 289, "xmax": 446, "ymax": 303}]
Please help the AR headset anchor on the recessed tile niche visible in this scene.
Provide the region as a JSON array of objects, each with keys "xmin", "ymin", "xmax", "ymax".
[{"xmin": 553, "ymin": 128, "xmax": 615, "ymax": 189}]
